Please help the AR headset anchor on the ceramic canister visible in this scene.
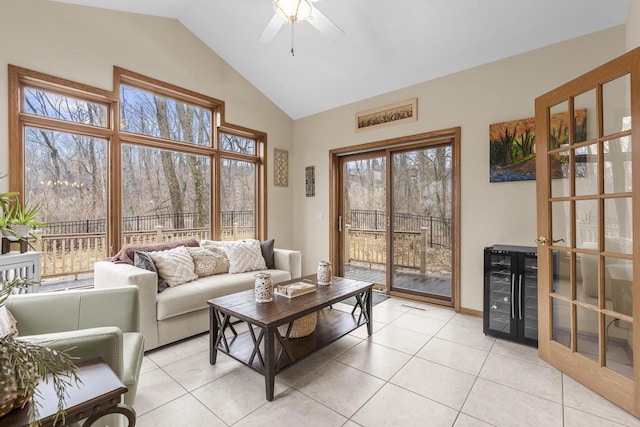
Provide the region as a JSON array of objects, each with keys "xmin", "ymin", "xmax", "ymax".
[
  {"xmin": 254, "ymin": 272, "xmax": 273, "ymax": 303},
  {"xmin": 317, "ymin": 261, "xmax": 332, "ymax": 285}
]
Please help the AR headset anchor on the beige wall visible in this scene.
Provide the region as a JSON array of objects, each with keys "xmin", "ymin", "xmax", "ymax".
[
  {"xmin": 627, "ymin": 0, "xmax": 640, "ymax": 50},
  {"xmin": 292, "ymin": 26, "xmax": 626, "ymax": 311},
  {"xmin": 0, "ymin": 0, "xmax": 295, "ymax": 248}
]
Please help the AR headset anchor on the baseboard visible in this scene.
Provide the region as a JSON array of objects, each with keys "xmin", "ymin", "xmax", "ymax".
[{"xmin": 459, "ymin": 307, "xmax": 482, "ymax": 317}]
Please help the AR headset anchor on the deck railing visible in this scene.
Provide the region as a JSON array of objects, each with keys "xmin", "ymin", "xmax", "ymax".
[
  {"xmin": 345, "ymin": 225, "xmax": 450, "ymax": 272},
  {"xmin": 27, "ymin": 212, "xmax": 450, "ymax": 279},
  {"xmin": 32, "ymin": 224, "xmax": 254, "ymax": 279}
]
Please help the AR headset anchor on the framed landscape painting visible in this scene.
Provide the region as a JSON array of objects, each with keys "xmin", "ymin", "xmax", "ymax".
[{"xmin": 489, "ymin": 109, "xmax": 587, "ymax": 182}]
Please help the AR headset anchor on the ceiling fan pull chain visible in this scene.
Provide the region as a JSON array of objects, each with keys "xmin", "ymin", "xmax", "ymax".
[{"xmin": 291, "ymin": 22, "xmax": 295, "ymax": 56}]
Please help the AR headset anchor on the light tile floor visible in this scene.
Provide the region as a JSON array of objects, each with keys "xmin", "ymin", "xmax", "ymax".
[{"xmin": 132, "ymin": 297, "xmax": 640, "ymax": 427}]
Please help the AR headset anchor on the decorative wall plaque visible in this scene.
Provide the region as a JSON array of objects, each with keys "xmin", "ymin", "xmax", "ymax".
[
  {"xmin": 305, "ymin": 166, "xmax": 315, "ymax": 197},
  {"xmin": 274, "ymin": 149, "xmax": 288, "ymax": 187}
]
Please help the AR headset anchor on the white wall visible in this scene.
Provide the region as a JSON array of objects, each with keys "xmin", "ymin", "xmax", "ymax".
[
  {"xmin": 292, "ymin": 26, "xmax": 626, "ymax": 311},
  {"xmin": 0, "ymin": 0, "xmax": 295, "ymax": 248}
]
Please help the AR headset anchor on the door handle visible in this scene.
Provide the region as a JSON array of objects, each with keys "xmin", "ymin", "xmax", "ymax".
[
  {"xmin": 535, "ymin": 236, "xmax": 548, "ymax": 246},
  {"xmin": 536, "ymin": 236, "xmax": 565, "ymax": 246},
  {"xmin": 511, "ymin": 274, "xmax": 515, "ymax": 319},
  {"xmin": 518, "ymin": 275, "xmax": 522, "ymax": 320},
  {"xmin": 338, "ymin": 216, "xmax": 342, "ymax": 232}
]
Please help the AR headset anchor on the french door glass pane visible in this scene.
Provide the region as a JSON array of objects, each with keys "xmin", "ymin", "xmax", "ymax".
[
  {"xmin": 573, "ymin": 89, "xmax": 597, "ymax": 142},
  {"xmin": 552, "ymin": 297, "xmax": 571, "ymax": 348},
  {"xmin": 577, "ymin": 253, "xmax": 598, "ymax": 304},
  {"xmin": 554, "ymin": 250, "xmax": 572, "ymax": 299},
  {"xmin": 604, "ymin": 198, "xmax": 632, "ymax": 252},
  {"xmin": 24, "ymin": 127, "xmax": 108, "ymax": 282},
  {"xmin": 342, "ymin": 157, "xmax": 387, "ymax": 287},
  {"xmin": 604, "ymin": 137, "xmax": 632, "ymax": 194},
  {"xmin": 551, "ymin": 201, "xmax": 570, "ymax": 248},
  {"xmin": 605, "ymin": 315, "xmax": 633, "ymax": 379},
  {"xmin": 575, "ymin": 143, "xmax": 598, "ymax": 197},
  {"xmin": 549, "ymin": 100, "xmax": 570, "ymax": 148},
  {"xmin": 550, "ymin": 150, "xmax": 570, "ymax": 198},
  {"xmin": 220, "ymin": 159, "xmax": 255, "ymax": 240},
  {"xmin": 391, "ymin": 145, "xmax": 452, "ymax": 299},
  {"xmin": 576, "ymin": 199, "xmax": 598, "ymax": 248},
  {"xmin": 121, "ymin": 144, "xmax": 210, "ymax": 245},
  {"xmin": 602, "ymin": 74, "xmax": 631, "ymax": 138},
  {"xmin": 576, "ymin": 306, "xmax": 599, "ymax": 363},
  {"xmin": 605, "ymin": 258, "xmax": 633, "ymax": 317}
]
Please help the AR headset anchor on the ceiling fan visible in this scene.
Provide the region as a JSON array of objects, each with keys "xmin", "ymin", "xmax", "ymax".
[{"xmin": 259, "ymin": 0, "xmax": 344, "ymax": 55}]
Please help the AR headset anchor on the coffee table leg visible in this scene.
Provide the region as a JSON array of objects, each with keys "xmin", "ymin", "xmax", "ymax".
[
  {"xmin": 264, "ymin": 326, "xmax": 276, "ymax": 401},
  {"xmin": 210, "ymin": 307, "xmax": 218, "ymax": 365},
  {"xmin": 366, "ymin": 288, "xmax": 373, "ymax": 336}
]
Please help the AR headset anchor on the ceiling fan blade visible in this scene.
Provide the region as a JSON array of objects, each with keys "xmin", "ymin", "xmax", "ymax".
[
  {"xmin": 259, "ymin": 14, "xmax": 285, "ymax": 43},
  {"xmin": 308, "ymin": 7, "xmax": 344, "ymax": 41}
]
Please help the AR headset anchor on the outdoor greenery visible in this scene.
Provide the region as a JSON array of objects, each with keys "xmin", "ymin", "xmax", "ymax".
[{"xmin": 22, "ymin": 85, "xmax": 256, "ymax": 235}]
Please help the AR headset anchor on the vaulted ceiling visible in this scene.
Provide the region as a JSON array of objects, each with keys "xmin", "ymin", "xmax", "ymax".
[{"xmin": 51, "ymin": 0, "xmax": 629, "ymax": 119}]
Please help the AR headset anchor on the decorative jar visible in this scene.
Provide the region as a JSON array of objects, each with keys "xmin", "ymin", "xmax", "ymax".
[
  {"xmin": 254, "ymin": 273, "xmax": 273, "ymax": 303},
  {"xmin": 317, "ymin": 261, "xmax": 332, "ymax": 285}
]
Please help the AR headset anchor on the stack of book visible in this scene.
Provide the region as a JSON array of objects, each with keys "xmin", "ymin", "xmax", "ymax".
[{"xmin": 275, "ymin": 281, "xmax": 317, "ymax": 298}]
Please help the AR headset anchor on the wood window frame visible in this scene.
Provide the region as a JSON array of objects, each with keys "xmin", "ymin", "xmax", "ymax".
[{"xmin": 8, "ymin": 65, "xmax": 268, "ymax": 256}]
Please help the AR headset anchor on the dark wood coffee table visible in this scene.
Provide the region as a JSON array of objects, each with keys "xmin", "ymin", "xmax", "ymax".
[
  {"xmin": 2, "ymin": 358, "xmax": 135, "ymax": 426},
  {"xmin": 208, "ymin": 275, "xmax": 373, "ymax": 400}
]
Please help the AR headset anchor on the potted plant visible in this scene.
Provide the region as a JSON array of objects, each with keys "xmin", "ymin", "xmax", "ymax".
[
  {"xmin": 6, "ymin": 202, "xmax": 47, "ymax": 240},
  {"xmin": 0, "ymin": 172, "xmax": 19, "ymax": 240},
  {"xmin": 0, "ymin": 277, "xmax": 79, "ymax": 424}
]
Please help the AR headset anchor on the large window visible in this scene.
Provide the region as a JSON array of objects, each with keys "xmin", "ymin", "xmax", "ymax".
[{"xmin": 9, "ymin": 65, "xmax": 267, "ymax": 284}]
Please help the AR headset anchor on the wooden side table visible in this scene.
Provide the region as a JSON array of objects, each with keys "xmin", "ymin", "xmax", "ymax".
[{"xmin": 1, "ymin": 358, "xmax": 136, "ymax": 426}]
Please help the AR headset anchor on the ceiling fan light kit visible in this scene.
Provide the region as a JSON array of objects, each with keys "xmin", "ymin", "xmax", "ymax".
[
  {"xmin": 273, "ymin": 0, "xmax": 313, "ymax": 24},
  {"xmin": 260, "ymin": 0, "xmax": 344, "ymax": 56}
]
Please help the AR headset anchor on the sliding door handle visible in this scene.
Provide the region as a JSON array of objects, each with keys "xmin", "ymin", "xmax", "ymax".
[{"xmin": 338, "ymin": 216, "xmax": 342, "ymax": 232}]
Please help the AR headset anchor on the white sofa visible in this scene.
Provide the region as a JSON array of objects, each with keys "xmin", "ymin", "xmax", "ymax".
[{"xmin": 94, "ymin": 248, "xmax": 301, "ymax": 351}]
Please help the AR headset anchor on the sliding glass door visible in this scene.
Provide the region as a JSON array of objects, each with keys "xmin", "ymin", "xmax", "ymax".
[
  {"xmin": 341, "ymin": 153, "xmax": 388, "ymax": 291},
  {"xmin": 391, "ymin": 144, "xmax": 452, "ymax": 299},
  {"xmin": 332, "ymin": 130, "xmax": 459, "ymax": 305}
]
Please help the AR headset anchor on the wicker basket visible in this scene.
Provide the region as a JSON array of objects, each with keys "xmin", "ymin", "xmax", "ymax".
[{"xmin": 278, "ymin": 312, "xmax": 318, "ymax": 338}]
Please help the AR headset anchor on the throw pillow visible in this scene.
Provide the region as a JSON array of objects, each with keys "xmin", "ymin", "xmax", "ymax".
[
  {"xmin": 148, "ymin": 246, "xmax": 198, "ymax": 287},
  {"xmin": 0, "ymin": 306, "xmax": 18, "ymax": 338},
  {"xmin": 199, "ymin": 239, "xmax": 225, "ymax": 249},
  {"xmin": 223, "ymin": 242, "xmax": 267, "ymax": 274},
  {"xmin": 134, "ymin": 251, "xmax": 169, "ymax": 293},
  {"xmin": 260, "ymin": 239, "xmax": 275, "ymax": 269},
  {"xmin": 109, "ymin": 238, "xmax": 200, "ymax": 265},
  {"xmin": 187, "ymin": 246, "xmax": 230, "ymax": 277}
]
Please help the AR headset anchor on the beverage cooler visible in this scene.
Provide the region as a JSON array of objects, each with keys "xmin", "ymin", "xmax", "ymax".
[{"xmin": 483, "ymin": 245, "xmax": 538, "ymax": 347}]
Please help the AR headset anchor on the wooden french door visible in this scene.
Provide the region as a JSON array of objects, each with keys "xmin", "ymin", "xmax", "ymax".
[{"xmin": 535, "ymin": 47, "xmax": 640, "ymax": 415}]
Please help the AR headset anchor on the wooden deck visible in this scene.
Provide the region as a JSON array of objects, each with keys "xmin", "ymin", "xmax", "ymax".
[{"xmin": 344, "ymin": 263, "xmax": 452, "ymax": 298}]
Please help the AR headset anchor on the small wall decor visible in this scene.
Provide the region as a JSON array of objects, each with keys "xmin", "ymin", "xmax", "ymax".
[
  {"xmin": 273, "ymin": 149, "xmax": 288, "ymax": 187},
  {"xmin": 489, "ymin": 108, "xmax": 587, "ymax": 182},
  {"xmin": 305, "ymin": 166, "xmax": 315, "ymax": 197},
  {"xmin": 356, "ymin": 98, "xmax": 417, "ymax": 132}
]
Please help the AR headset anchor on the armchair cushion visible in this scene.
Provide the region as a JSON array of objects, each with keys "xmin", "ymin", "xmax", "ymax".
[{"xmin": 6, "ymin": 287, "xmax": 143, "ymax": 406}]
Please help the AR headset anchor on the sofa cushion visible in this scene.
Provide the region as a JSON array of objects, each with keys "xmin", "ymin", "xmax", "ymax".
[
  {"xmin": 186, "ymin": 246, "xmax": 229, "ymax": 276},
  {"xmin": 148, "ymin": 246, "xmax": 198, "ymax": 287},
  {"xmin": 156, "ymin": 269, "xmax": 292, "ymax": 320},
  {"xmin": 110, "ymin": 238, "xmax": 200, "ymax": 265},
  {"xmin": 261, "ymin": 239, "xmax": 275, "ymax": 269},
  {"xmin": 134, "ymin": 251, "xmax": 169, "ymax": 293},
  {"xmin": 224, "ymin": 242, "xmax": 267, "ymax": 274}
]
